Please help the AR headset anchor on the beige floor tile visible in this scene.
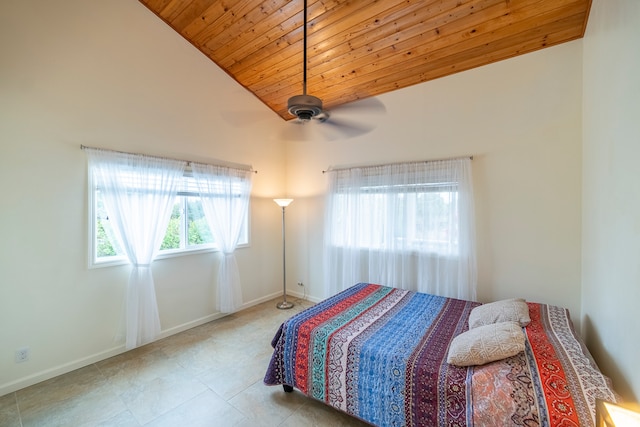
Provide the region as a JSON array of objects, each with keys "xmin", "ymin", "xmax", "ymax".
[
  {"xmin": 198, "ymin": 353, "xmax": 272, "ymax": 399},
  {"xmin": 119, "ymin": 369, "xmax": 207, "ymax": 425},
  {"xmin": 7, "ymin": 298, "xmax": 331, "ymax": 427},
  {"xmin": 94, "ymin": 410, "xmax": 141, "ymax": 427},
  {"xmin": 152, "ymin": 322, "xmax": 217, "ymax": 358},
  {"xmin": 16, "ymin": 364, "xmax": 127, "ymax": 427},
  {"xmin": 16, "ymin": 365, "xmax": 107, "ymax": 413},
  {"xmin": 145, "ymin": 390, "xmax": 246, "ymax": 427},
  {"xmin": 19, "ymin": 386, "xmax": 126, "ymax": 427},
  {"xmin": 168, "ymin": 337, "xmax": 244, "ymax": 376},
  {"xmin": 0, "ymin": 393, "xmax": 21, "ymax": 427},
  {"xmin": 96, "ymin": 347, "xmax": 185, "ymax": 395},
  {"xmin": 281, "ymin": 399, "xmax": 373, "ymax": 427},
  {"xmin": 228, "ymin": 380, "xmax": 308, "ymax": 426}
]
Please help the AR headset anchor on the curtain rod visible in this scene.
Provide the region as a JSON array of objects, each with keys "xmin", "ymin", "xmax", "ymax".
[
  {"xmin": 322, "ymin": 155, "xmax": 473, "ymax": 174},
  {"xmin": 80, "ymin": 145, "xmax": 257, "ymax": 174}
]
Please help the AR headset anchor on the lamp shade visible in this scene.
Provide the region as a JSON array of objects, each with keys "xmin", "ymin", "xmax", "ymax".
[{"xmin": 274, "ymin": 198, "xmax": 294, "ymax": 207}]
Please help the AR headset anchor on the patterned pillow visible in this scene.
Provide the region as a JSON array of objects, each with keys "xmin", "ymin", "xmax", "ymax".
[
  {"xmin": 468, "ymin": 298, "xmax": 530, "ymax": 329},
  {"xmin": 447, "ymin": 321, "xmax": 525, "ymax": 366}
]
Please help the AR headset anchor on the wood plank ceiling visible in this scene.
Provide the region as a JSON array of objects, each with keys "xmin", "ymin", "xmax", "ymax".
[{"xmin": 139, "ymin": 0, "xmax": 591, "ymax": 121}]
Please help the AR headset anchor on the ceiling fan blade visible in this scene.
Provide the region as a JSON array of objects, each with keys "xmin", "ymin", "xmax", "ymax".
[
  {"xmin": 280, "ymin": 112, "xmax": 376, "ymax": 141},
  {"xmin": 320, "ymin": 116, "xmax": 376, "ymax": 140},
  {"xmin": 328, "ymin": 97, "xmax": 386, "ymax": 116}
]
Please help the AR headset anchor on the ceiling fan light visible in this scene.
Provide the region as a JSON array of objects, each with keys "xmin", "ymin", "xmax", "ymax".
[{"xmin": 296, "ymin": 110, "xmax": 313, "ymax": 121}]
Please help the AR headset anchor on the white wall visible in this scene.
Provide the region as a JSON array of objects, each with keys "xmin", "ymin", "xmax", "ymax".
[
  {"xmin": 4, "ymin": 0, "xmax": 621, "ymax": 402},
  {"xmin": 0, "ymin": 0, "xmax": 288, "ymax": 395},
  {"xmin": 582, "ymin": 0, "xmax": 640, "ymax": 401},
  {"xmin": 285, "ymin": 41, "xmax": 584, "ymax": 330}
]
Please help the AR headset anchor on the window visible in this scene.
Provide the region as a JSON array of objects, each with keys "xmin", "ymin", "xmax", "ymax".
[
  {"xmin": 323, "ymin": 158, "xmax": 476, "ymax": 300},
  {"xmin": 329, "ymin": 182, "xmax": 459, "ymax": 256},
  {"xmin": 159, "ymin": 196, "xmax": 214, "ymax": 251},
  {"xmin": 90, "ymin": 170, "xmax": 249, "ymax": 266}
]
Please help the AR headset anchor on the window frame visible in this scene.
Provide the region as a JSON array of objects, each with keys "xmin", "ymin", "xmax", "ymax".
[
  {"xmin": 87, "ymin": 169, "xmax": 251, "ymax": 269},
  {"xmin": 327, "ymin": 181, "xmax": 460, "ymax": 257}
]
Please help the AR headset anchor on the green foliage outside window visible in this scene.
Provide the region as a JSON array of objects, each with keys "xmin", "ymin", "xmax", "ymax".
[
  {"xmin": 160, "ymin": 204, "xmax": 181, "ymax": 250},
  {"xmin": 98, "ymin": 198, "xmax": 215, "ymax": 255},
  {"xmin": 97, "ymin": 219, "xmax": 117, "ymax": 257},
  {"xmin": 158, "ymin": 203, "xmax": 212, "ymax": 250},
  {"xmin": 187, "ymin": 198, "xmax": 213, "ymax": 245},
  {"xmin": 92, "ymin": 175, "xmax": 247, "ymax": 265}
]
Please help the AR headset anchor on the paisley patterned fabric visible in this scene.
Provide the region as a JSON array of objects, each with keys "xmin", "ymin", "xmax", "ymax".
[
  {"xmin": 264, "ymin": 283, "xmax": 618, "ymax": 427},
  {"xmin": 470, "ymin": 302, "xmax": 620, "ymax": 426}
]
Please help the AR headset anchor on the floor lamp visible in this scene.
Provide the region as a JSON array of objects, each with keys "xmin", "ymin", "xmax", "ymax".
[{"xmin": 274, "ymin": 198, "xmax": 294, "ymax": 309}]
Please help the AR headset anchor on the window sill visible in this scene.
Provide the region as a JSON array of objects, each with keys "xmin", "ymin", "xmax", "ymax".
[{"xmin": 89, "ymin": 243, "xmax": 250, "ymax": 269}]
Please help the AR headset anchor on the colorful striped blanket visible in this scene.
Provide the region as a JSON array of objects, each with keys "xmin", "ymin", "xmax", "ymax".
[{"xmin": 264, "ymin": 283, "xmax": 618, "ymax": 426}]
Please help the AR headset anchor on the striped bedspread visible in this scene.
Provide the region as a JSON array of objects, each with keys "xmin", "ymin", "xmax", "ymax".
[{"xmin": 264, "ymin": 283, "xmax": 618, "ymax": 426}]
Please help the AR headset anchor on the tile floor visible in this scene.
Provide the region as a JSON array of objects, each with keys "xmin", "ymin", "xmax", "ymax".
[{"xmin": 0, "ymin": 298, "xmax": 370, "ymax": 427}]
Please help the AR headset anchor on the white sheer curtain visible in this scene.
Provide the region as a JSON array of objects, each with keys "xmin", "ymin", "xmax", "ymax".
[
  {"xmin": 191, "ymin": 163, "xmax": 253, "ymax": 313},
  {"xmin": 86, "ymin": 148, "xmax": 186, "ymax": 349},
  {"xmin": 323, "ymin": 158, "xmax": 476, "ymax": 300}
]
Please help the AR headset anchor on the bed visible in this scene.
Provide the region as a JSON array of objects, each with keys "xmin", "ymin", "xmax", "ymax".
[{"xmin": 264, "ymin": 283, "xmax": 619, "ymax": 426}]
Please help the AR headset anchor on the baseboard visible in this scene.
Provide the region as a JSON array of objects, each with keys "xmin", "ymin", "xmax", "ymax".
[
  {"xmin": 287, "ymin": 288, "xmax": 322, "ymax": 304},
  {"xmin": 0, "ymin": 291, "xmax": 291, "ymax": 398},
  {"xmin": 0, "ymin": 345, "xmax": 127, "ymax": 398}
]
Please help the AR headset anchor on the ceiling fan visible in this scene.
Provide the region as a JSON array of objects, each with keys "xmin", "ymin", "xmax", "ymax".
[
  {"xmin": 287, "ymin": 0, "xmax": 326, "ymax": 123},
  {"xmin": 285, "ymin": 0, "xmax": 385, "ymax": 137}
]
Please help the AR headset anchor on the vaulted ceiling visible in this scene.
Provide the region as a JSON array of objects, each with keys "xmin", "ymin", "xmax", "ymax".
[{"xmin": 139, "ymin": 0, "xmax": 591, "ymax": 121}]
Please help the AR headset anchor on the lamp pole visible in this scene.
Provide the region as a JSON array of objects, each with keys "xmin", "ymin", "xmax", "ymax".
[{"xmin": 274, "ymin": 199, "xmax": 293, "ymax": 309}]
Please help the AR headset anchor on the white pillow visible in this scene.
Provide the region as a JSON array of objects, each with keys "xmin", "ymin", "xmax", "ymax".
[
  {"xmin": 468, "ymin": 298, "xmax": 530, "ymax": 329},
  {"xmin": 447, "ymin": 321, "xmax": 525, "ymax": 366}
]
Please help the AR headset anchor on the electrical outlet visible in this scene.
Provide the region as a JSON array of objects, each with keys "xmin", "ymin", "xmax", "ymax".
[
  {"xmin": 297, "ymin": 282, "xmax": 304, "ymax": 287},
  {"xmin": 15, "ymin": 347, "xmax": 29, "ymax": 363}
]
